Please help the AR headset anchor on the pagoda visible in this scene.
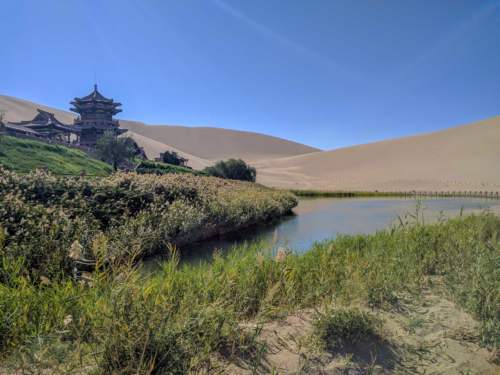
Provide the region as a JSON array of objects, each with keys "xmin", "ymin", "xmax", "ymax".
[{"xmin": 70, "ymin": 85, "xmax": 127, "ymax": 147}]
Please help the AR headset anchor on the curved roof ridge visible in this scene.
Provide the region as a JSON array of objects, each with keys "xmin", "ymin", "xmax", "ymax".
[{"xmin": 73, "ymin": 85, "xmax": 115, "ymax": 103}]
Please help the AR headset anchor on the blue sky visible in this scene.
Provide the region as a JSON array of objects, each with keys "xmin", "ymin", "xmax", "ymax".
[{"xmin": 1, "ymin": 0, "xmax": 499, "ymax": 150}]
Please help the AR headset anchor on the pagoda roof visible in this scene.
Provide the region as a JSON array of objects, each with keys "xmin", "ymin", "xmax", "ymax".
[
  {"xmin": 72, "ymin": 85, "xmax": 121, "ymax": 105},
  {"xmin": 10, "ymin": 109, "xmax": 78, "ymax": 133},
  {"xmin": 4, "ymin": 122, "xmax": 42, "ymax": 135},
  {"xmin": 11, "ymin": 108, "xmax": 69, "ymax": 125}
]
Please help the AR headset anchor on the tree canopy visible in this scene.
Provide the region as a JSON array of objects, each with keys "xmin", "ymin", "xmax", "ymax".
[
  {"xmin": 159, "ymin": 150, "xmax": 189, "ymax": 167},
  {"xmin": 204, "ymin": 158, "xmax": 256, "ymax": 182},
  {"xmin": 95, "ymin": 133, "xmax": 137, "ymax": 170}
]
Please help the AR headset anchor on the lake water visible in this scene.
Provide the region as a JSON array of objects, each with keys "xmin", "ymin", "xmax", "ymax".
[{"xmin": 149, "ymin": 197, "xmax": 500, "ymax": 265}]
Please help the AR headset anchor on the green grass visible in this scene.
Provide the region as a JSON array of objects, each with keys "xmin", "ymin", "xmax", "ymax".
[
  {"xmin": 291, "ymin": 189, "xmax": 500, "ymax": 198},
  {"xmin": 0, "ymin": 212, "xmax": 498, "ymax": 373},
  {"xmin": 313, "ymin": 308, "xmax": 382, "ymax": 352},
  {"xmin": 0, "ymin": 136, "xmax": 112, "ymax": 176},
  {"xmin": 135, "ymin": 159, "xmax": 206, "ymax": 176},
  {"xmin": 291, "ymin": 189, "xmax": 408, "ymax": 198}
]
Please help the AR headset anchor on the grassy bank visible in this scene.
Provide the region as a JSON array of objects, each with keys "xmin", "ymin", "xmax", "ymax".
[
  {"xmin": 0, "ymin": 136, "xmax": 112, "ymax": 176},
  {"xmin": 0, "ymin": 168, "xmax": 297, "ymax": 279},
  {"xmin": 292, "ymin": 189, "xmax": 500, "ymax": 199},
  {"xmin": 0, "ymin": 212, "xmax": 498, "ymax": 373},
  {"xmin": 290, "ymin": 189, "xmax": 407, "ymax": 198},
  {"xmin": 135, "ymin": 159, "xmax": 206, "ymax": 176}
]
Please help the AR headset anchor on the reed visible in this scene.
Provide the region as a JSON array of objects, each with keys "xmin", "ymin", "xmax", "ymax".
[
  {"xmin": 1, "ymin": 212, "xmax": 498, "ymax": 373},
  {"xmin": 291, "ymin": 189, "xmax": 500, "ymax": 199}
]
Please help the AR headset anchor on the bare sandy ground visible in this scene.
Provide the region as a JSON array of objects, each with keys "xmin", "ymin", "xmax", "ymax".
[
  {"xmin": 254, "ymin": 116, "xmax": 500, "ymax": 193},
  {"xmin": 2, "ymin": 94, "xmax": 499, "ymax": 192},
  {"xmin": 217, "ymin": 289, "xmax": 499, "ymax": 374}
]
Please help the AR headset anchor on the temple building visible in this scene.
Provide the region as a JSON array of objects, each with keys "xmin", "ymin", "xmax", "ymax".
[
  {"xmin": 0, "ymin": 86, "xmax": 127, "ymax": 148},
  {"xmin": 70, "ymin": 85, "xmax": 127, "ymax": 147},
  {"xmin": 4, "ymin": 109, "xmax": 77, "ymax": 142}
]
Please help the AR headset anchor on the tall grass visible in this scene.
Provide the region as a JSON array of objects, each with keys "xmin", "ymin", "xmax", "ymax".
[{"xmin": 1, "ymin": 213, "xmax": 498, "ymax": 373}]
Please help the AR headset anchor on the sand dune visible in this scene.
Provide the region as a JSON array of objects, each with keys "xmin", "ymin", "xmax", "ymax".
[
  {"xmin": 2, "ymin": 94, "xmax": 499, "ymax": 192},
  {"xmin": 255, "ymin": 116, "xmax": 500, "ymax": 192},
  {"xmin": 0, "ymin": 95, "xmax": 76, "ymax": 124},
  {"xmin": 121, "ymin": 120, "xmax": 319, "ymax": 162},
  {"xmin": 0, "ymin": 95, "xmax": 318, "ymax": 163},
  {"xmin": 126, "ymin": 131, "xmax": 210, "ymax": 170}
]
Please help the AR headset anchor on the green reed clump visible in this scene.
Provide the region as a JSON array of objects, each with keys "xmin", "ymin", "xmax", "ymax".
[
  {"xmin": 313, "ymin": 308, "xmax": 382, "ymax": 352},
  {"xmin": 0, "ymin": 212, "xmax": 498, "ymax": 372}
]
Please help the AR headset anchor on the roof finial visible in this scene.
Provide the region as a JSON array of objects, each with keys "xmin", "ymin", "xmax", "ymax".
[{"xmin": 94, "ymin": 83, "xmax": 98, "ymax": 91}]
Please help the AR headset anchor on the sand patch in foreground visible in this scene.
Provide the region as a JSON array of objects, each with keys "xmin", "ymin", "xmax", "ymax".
[{"xmin": 217, "ymin": 287, "xmax": 498, "ymax": 374}]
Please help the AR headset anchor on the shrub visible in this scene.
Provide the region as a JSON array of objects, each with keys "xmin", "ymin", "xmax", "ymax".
[
  {"xmin": 313, "ymin": 308, "xmax": 381, "ymax": 352},
  {"xmin": 0, "ymin": 168, "xmax": 297, "ymax": 277},
  {"xmin": 158, "ymin": 150, "xmax": 189, "ymax": 167},
  {"xmin": 135, "ymin": 160, "xmax": 204, "ymax": 176},
  {"xmin": 204, "ymin": 159, "xmax": 257, "ymax": 182}
]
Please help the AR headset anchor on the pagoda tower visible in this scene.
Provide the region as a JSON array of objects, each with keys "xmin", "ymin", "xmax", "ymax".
[{"xmin": 70, "ymin": 85, "xmax": 127, "ymax": 147}]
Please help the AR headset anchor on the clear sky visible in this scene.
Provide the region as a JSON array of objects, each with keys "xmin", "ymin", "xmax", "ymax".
[{"xmin": 1, "ymin": 0, "xmax": 499, "ymax": 150}]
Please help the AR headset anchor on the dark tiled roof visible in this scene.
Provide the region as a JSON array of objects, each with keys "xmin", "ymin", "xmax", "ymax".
[
  {"xmin": 73, "ymin": 85, "xmax": 115, "ymax": 103},
  {"xmin": 4, "ymin": 122, "xmax": 42, "ymax": 135},
  {"xmin": 8, "ymin": 108, "xmax": 79, "ymax": 134}
]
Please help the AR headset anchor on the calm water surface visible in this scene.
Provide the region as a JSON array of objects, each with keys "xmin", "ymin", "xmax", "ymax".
[{"xmin": 150, "ymin": 197, "xmax": 500, "ymax": 266}]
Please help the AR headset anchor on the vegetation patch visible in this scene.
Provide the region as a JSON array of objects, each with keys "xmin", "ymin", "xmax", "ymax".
[
  {"xmin": 135, "ymin": 159, "xmax": 206, "ymax": 176},
  {"xmin": 204, "ymin": 158, "xmax": 257, "ymax": 182},
  {"xmin": 0, "ymin": 176, "xmax": 498, "ymax": 372},
  {"xmin": 0, "ymin": 136, "xmax": 111, "ymax": 176},
  {"xmin": 292, "ymin": 189, "xmax": 408, "ymax": 198},
  {"xmin": 0, "ymin": 168, "xmax": 297, "ymax": 279},
  {"xmin": 313, "ymin": 308, "xmax": 382, "ymax": 352}
]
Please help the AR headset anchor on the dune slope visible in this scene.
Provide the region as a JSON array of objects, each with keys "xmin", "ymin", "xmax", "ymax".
[
  {"xmin": 121, "ymin": 120, "xmax": 319, "ymax": 161},
  {"xmin": 255, "ymin": 116, "xmax": 500, "ymax": 192},
  {"xmin": 0, "ymin": 95, "xmax": 318, "ymax": 165}
]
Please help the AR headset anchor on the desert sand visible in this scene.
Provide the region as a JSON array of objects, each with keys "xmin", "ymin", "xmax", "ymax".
[
  {"xmin": 255, "ymin": 116, "xmax": 500, "ymax": 192},
  {"xmin": 121, "ymin": 119, "xmax": 319, "ymax": 162},
  {"xmin": 1, "ymin": 94, "xmax": 499, "ymax": 192},
  {"xmin": 221, "ymin": 289, "xmax": 498, "ymax": 374}
]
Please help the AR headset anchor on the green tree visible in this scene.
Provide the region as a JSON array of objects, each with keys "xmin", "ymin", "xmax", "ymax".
[
  {"xmin": 95, "ymin": 133, "xmax": 136, "ymax": 171},
  {"xmin": 159, "ymin": 150, "xmax": 189, "ymax": 167},
  {"xmin": 204, "ymin": 158, "xmax": 256, "ymax": 182},
  {"xmin": 0, "ymin": 111, "xmax": 6, "ymax": 144}
]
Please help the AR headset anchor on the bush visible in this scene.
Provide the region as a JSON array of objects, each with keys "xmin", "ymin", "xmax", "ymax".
[
  {"xmin": 135, "ymin": 160, "xmax": 204, "ymax": 176},
  {"xmin": 204, "ymin": 159, "xmax": 256, "ymax": 182},
  {"xmin": 0, "ymin": 168, "xmax": 297, "ymax": 278},
  {"xmin": 313, "ymin": 308, "xmax": 381, "ymax": 351},
  {"xmin": 158, "ymin": 150, "xmax": 189, "ymax": 167}
]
